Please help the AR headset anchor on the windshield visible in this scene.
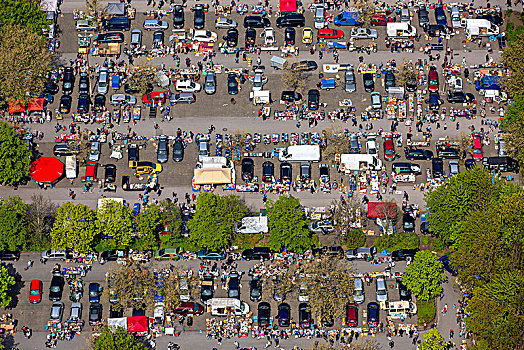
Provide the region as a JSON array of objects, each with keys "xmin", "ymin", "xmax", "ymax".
[
  {"xmin": 30, "ymin": 289, "xmax": 40, "ymax": 295},
  {"xmin": 51, "ymin": 286, "xmax": 60, "ymax": 292}
]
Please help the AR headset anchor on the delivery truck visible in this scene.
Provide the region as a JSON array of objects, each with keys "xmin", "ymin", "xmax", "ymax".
[
  {"xmin": 340, "ymin": 154, "xmax": 383, "ymax": 171},
  {"xmin": 386, "ymin": 22, "xmax": 416, "ymax": 38},
  {"xmin": 461, "ymin": 19, "xmax": 499, "ymax": 37}
]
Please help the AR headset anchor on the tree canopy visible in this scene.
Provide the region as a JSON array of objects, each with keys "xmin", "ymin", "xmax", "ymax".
[
  {"xmin": 0, "ymin": 197, "xmax": 29, "ymax": 251},
  {"xmin": 134, "ymin": 205, "xmax": 161, "ymax": 251},
  {"xmin": 266, "ymin": 195, "xmax": 316, "ymax": 252},
  {"xmin": 188, "ymin": 193, "xmax": 247, "ymax": 250},
  {"xmin": 419, "ymin": 329, "xmax": 448, "ymax": 350},
  {"xmin": 402, "ymin": 250, "xmax": 446, "ymax": 301},
  {"xmin": 0, "ymin": 123, "xmax": 31, "ymax": 184},
  {"xmin": 0, "ymin": 0, "xmax": 47, "ymax": 34},
  {"xmin": 51, "ymin": 202, "xmax": 97, "ymax": 253},
  {"xmin": 96, "ymin": 201, "xmax": 134, "ymax": 249},
  {"xmin": 93, "ymin": 326, "xmax": 144, "ymax": 350},
  {"xmin": 0, "ymin": 25, "xmax": 50, "ymax": 103},
  {"xmin": 0, "ymin": 265, "xmax": 15, "ymax": 308}
]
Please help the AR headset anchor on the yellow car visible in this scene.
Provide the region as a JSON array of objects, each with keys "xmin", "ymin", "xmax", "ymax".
[
  {"xmin": 129, "ymin": 161, "xmax": 162, "ymax": 175},
  {"xmin": 302, "ymin": 27, "xmax": 313, "ymax": 44}
]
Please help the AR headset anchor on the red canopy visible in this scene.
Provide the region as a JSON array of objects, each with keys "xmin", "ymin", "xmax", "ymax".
[
  {"xmin": 280, "ymin": 0, "xmax": 297, "ymax": 12},
  {"xmin": 27, "ymin": 98, "xmax": 45, "ymax": 112},
  {"xmin": 29, "ymin": 157, "xmax": 64, "ymax": 184},
  {"xmin": 127, "ymin": 316, "xmax": 148, "ymax": 333},
  {"xmin": 367, "ymin": 202, "xmax": 397, "ymax": 219},
  {"xmin": 8, "ymin": 101, "xmax": 26, "ymax": 114}
]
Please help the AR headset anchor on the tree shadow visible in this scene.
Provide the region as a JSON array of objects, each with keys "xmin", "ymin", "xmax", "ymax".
[
  {"xmin": 3, "ymin": 263, "xmax": 24, "ymax": 310},
  {"xmin": 1, "ymin": 333, "xmax": 17, "ymax": 350}
]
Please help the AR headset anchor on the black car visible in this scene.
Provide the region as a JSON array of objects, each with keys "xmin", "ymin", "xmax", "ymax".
[
  {"xmin": 104, "ymin": 164, "xmax": 116, "ymax": 183},
  {"xmin": 420, "ymin": 221, "xmax": 431, "ymax": 235},
  {"xmin": 384, "ymin": 70, "xmax": 396, "ymax": 90},
  {"xmin": 124, "ymin": 83, "xmax": 153, "ymax": 95},
  {"xmin": 291, "ymin": 60, "xmax": 318, "ymax": 72},
  {"xmin": 367, "ymin": 302, "xmax": 379, "ymax": 327},
  {"xmin": 100, "ymin": 249, "xmax": 127, "ymax": 261},
  {"xmin": 62, "ymin": 67, "xmax": 75, "ymax": 95},
  {"xmin": 298, "ymin": 303, "xmax": 312, "ymax": 327},
  {"xmin": 276, "ymin": 13, "xmax": 305, "ymax": 27},
  {"xmin": 427, "ymin": 92, "xmax": 443, "ymax": 110},
  {"xmin": 249, "ymin": 276, "xmax": 262, "ymax": 302},
  {"xmin": 308, "ymin": 89, "xmax": 319, "ymax": 110},
  {"xmin": 280, "ymin": 162, "xmax": 292, "ymax": 181},
  {"xmin": 245, "ymin": 28, "xmax": 256, "ymax": 48},
  {"xmin": 313, "ymin": 246, "xmax": 344, "ymax": 258},
  {"xmin": 405, "ymin": 148, "xmax": 434, "ymax": 160},
  {"xmin": 241, "ymin": 158, "xmax": 254, "ymax": 182},
  {"xmin": 242, "ymin": 247, "xmax": 271, "ymax": 260},
  {"xmin": 285, "ymin": 27, "xmax": 295, "ymax": 45},
  {"xmin": 432, "ymin": 157, "xmax": 444, "ymax": 177},
  {"xmin": 447, "ymin": 91, "xmax": 476, "ymax": 104},
  {"xmin": 476, "ymin": 13, "xmax": 503, "ymax": 25},
  {"xmin": 403, "ymin": 213, "xmax": 415, "ymax": 232},
  {"xmin": 262, "ymin": 161, "xmax": 274, "ymax": 182},
  {"xmin": 153, "ymin": 30, "xmax": 164, "ymax": 47},
  {"xmin": 228, "ymin": 271, "xmax": 240, "ymax": 299},
  {"xmin": 59, "ymin": 95, "xmax": 72, "ymax": 114},
  {"xmin": 78, "ymin": 73, "xmax": 89, "ymax": 95},
  {"xmin": 363, "ymin": 72, "xmax": 374, "ymax": 92},
  {"xmin": 93, "ymin": 94, "xmax": 106, "ymax": 112},
  {"xmin": 278, "ymin": 303, "xmax": 291, "ymax": 327},
  {"xmin": 109, "ymin": 305, "xmax": 123, "ymax": 318},
  {"xmin": 417, "ymin": 5, "xmax": 429, "ymax": 27},
  {"xmin": 173, "ymin": 5, "xmax": 184, "ymax": 28},
  {"xmin": 258, "ymin": 302, "xmax": 271, "ymax": 327},
  {"xmin": 201, "ymin": 274, "xmax": 214, "ymax": 303},
  {"xmin": 405, "ymin": 78, "xmax": 417, "ymax": 92},
  {"xmin": 225, "ymin": 28, "xmax": 238, "ymax": 47},
  {"xmin": 0, "ymin": 250, "xmax": 20, "ymax": 261},
  {"xmin": 437, "ymin": 146, "xmax": 459, "ymax": 159},
  {"xmin": 194, "ymin": 5, "xmax": 205, "ymax": 29},
  {"xmin": 391, "ymin": 249, "xmax": 419, "ymax": 261},
  {"xmin": 280, "ymin": 91, "xmax": 302, "ymax": 103},
  {"xmin": 49, "ymin": 275, "xmax": 64, "ymax": 301},
  {"xmin": 172, "ymin": 138, "xmax": 184, "ymax": 162},
  {"xmin": 128, "ymin": 144, "xmax": 139, "ymax": 163},
  {"xmin": 44, "ymin": 81, "xmax": 59, "ymax": 95},
  {"xmin": 244, "ymin": 15, "xmax": 271, "ymax": 28},
  {"xmin": 94, "ymin": 32, "xmax": 124, "ymax": 43},
  {"xmin": 465, "ymin": 158, "xmax": 475, "ymax": 170},
  {"xmin": 399, "ymin": 281, "xmax": 412, "ymax": 301},
  {"xmin": 227, "ymin": 73, "xmax": 239, "ymax": 95},
  {"xmin": 89, "ymin": 303, "xmax": 102, "ymax": 325},
  {"xmin": 77, "ymin": 93, "xmax": 91, "ymax": 114},
  {"xmin": 424, "ymin": 24, "xmax": 453, "ymax": 37},
  {"xmin": 300, "ymin": 162, "xmax": 311, "ymax": 179}
]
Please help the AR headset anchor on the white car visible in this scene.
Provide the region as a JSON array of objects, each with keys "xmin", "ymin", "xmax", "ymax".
[
  {"xmin": 75, "ymin": 20, "xmax": 97, "ymax": 31},
  {"xmin": 215, "ymin": 17, "xmax": 238, "ymax": 29},
  {"xmin": 192, "ymin": 30, "xmax": 218, "ymax": 43},
  {"xmin": 89, "ymin": 142, "xmax": 101, "ymax": 161},
  {"xmin": 110, "ymin": 94, "xmax": 137, "ymax": 105},
  {"xmin": 350, "ymin": 27, "xmax": 378, "ymax": 39},
  {"xmin": 175, "ymin": 80, "xmax": 201, "ymax": 93},
  {"xmin": 366, "ymin": 137, "xmax": 378, "ymax": 155},
  {"xmin": 144, "ymin": 20, "xmax": 169, "ymax": 30},
  {"xmin": 250, "ymin": 71, "xmax": 267, "ymax": 92},
  {"xmin": 261, "ymin": 27, "xmax": 275, "ymax": 46}
]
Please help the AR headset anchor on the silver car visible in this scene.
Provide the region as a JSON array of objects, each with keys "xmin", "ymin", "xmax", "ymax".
[
  {"xmin": 50, "ymin": 302, "xmax": 64, "ymax": 322},
  {"xmin": 157, "ymin": 135, "xmax": 169, "ymax": 164},
  {"xmin": 89, "ymin": 142, "xmax": 100, "ymax": 161},
  {"xmin": 371, "ymin": 92, "xmax": 382, "ymax": 110},
  {"xmin": 345, "ymin": 68, "xmax": 356, "ymax": 93},
  {"xmin": 204, "ymin": 71, "xmax": 216, "ymax": 94},
  {"xmin": 215, "ymin": 17, "xmax": 238, "ymax": 29},
  {"xmin": 144, "ymin": 20, "xmax": 169, "ymax": 30},
  {"xmin": 70, "ymin": 302, "xmax": 82, "ymax": 321},
  {"xmin": 375, "ymin": 276, "xmax": 388, "ymax": 302},
  {"xmin": 97, "ymin": 69, "xmax": 108, "ymax": 95},
  {"xmin": 354, "ymin": 278, "xmax": 365, "ymax": 304},
  {"xmin": 350, "ymin": 27, "xmax": 378, "ymax": 39},
  {"xmin": 130, "ymin": 29, "xmax": 142, "ymax": 48},
  {"xmin": 111, "ymin": 94, "xmax": 137, "ymax": 105}
]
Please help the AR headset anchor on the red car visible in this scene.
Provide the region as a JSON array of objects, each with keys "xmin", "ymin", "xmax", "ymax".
[
  {"xmin": 142, "ymin": 91, "xmax": 171, "ymax": 105},
  {"xmin": 472, "ymin": 133, "xmax": 483, "ymax": 161},
  {"xmin": 345, "ymin": 303, "xmax": 358, "ymax": 327},
  {"xmin": 29, "ymin": 279, "xmax": 43, "ymax": 304},
  {"xmin": 81, "ymin": 161, "xmax": 98, "ymax": 182},
  {"xmin": 317, "ymin": 28, "xmax": 344, "ymax": 39},
  {"xmin": 428, "ymin": 67, "xmax": 439, "ymax": 93},
  {"xmin": 173, "ymin": 302, "xmax": 204, "ymax": 315},
  {"xmin": 383, "ymin": 134, "xmax": 395, "ymax": 161}
]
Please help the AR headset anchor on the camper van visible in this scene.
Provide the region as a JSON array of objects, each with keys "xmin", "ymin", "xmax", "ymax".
[
  {"xmin": 278, "ymin": 145, "xmax": 321, "ymax": 162},
  {"xmin": 380, "ymin": 300, "xmax": 417, "ymax": 319},
  {"xmin": 461, "ymin": 19, "xmax": 499, "ymax": 37},
  {"xmin": 208, "ymin": 298, "xmax": 250, "ymax": 316},
  {"xmin": 339, "ymin": 154, "xmax": 383, "ymax": 171},
  {"xmin": 386, "ymin": 23, "xmax": 416, "ymax": 38}
]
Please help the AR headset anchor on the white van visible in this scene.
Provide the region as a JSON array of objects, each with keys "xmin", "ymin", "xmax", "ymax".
[
  {"xmin": 175, "ymin": 80, "xmax": 201, "ymax": 93},
  {"xmin": 208, "ymin": 298, "xmax": 250, "ymax": 316},
  {"xmin": 353, "ymin": 278, "xmax": 365, "ymax": 304},
  {"xmin": 155, "ymin": 71, "xmax": 170, "ymax": 88},
  {"xmin": 450, "ymin": 7, "xmax": 462, "ymax": 28},
  {"xmin": 75, "ymin": 20, "xmax": 97, "ymax": 31},
  {"xmin": 461, "ymin": 18, "xmax": 499, "ymax": 37},
  {"xmin": 314, "ymin": 5, "xmax": 326, "ymax": 29},
  {"xmin": 198, "ymin": 140, "xmax": 209, "ymax": 162},
  {"xmin": 340, "ymin": 154, "xmax": 382, "ymax": 171},
  {"xmin": 386, "ymin": 22, "xmax": 416, "ymax": 38},
  {"xmin": 278, "ymin": 145, "xmax": 321, "ymax": 162},
  {"xmin": 97, "ymin": 69, "xmax": 109, "ymax": 95}
]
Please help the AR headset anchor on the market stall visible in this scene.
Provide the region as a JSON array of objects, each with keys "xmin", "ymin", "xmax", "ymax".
[{"xmin": 30, "ymin": 156, "xmax": 64, "ymax": 186}]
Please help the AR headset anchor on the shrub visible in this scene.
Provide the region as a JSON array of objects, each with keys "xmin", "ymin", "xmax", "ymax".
[
  {"xmin": 375, "ymin": 231, "xmax": 419, "ymax": 251},
  {"xmin": 421, "ymin": 236, "xmax": 430, "ymax": 245},
  {"xmin": 344, "ymin": 228, "xmax": 366, "ymax": 248},
  {"xmin": 417, "ymin": 298, "xmax": 436, "ymax": 326}
]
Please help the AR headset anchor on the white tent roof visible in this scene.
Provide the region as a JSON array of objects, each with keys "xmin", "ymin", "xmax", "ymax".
[
  {"xmin": 107, "ymin": 3, "xmax": 126, "ymax": 15},
  {"xmin": 107, "ymin": 317, "xmax": 127, "ymax": 330},
  {"xmin": 194, "ymin": 168, "xmax": 232, "ymax": 185},
  {"xmin": 40, "ymin": 0, "xmax": 58, "ymax": 12}
]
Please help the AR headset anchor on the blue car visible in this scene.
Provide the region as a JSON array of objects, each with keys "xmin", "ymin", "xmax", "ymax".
[
  {"xmin": 89, "ymin": 283, "xmax": 101, "ymax": 303},
  {"xmin": 438, "ymin": 255, "xmax": 458, "ymax": 276},
  {"xmin": 197, "ymin": 249, "xmax": 226, "ymax": 260},
  {"xmin": 367, "ymin": 302, "xmax": 379, "ymax": 327},
  {"xmin": 334, "ymin": 11, "xmax": 360, "ymax": 26},
  {"xmin": 426, "ymin": 92, "xmax": 443, "ymax": 110},
  {"xmin": 434, "ymin": 6, "xmax": 447, "ymax": 26}
]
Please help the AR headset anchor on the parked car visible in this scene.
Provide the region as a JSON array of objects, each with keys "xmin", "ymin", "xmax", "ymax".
[
  {"xmin": 29, "ymin": 279, "xmax": 43, "ymax": 304},
  {"xmin": 371, "ymin": 92, "xmax": 382, "ymax": 109},
  {"xmin": 375, "ymin": 276, "xmax": 388, "ymax": 302},
  {"xmin": 153, "ymin": 30, "xmax": 164, "ymax": 47},
  {"xmin": 350, "ymin": 27, "xmax": 378, "ymax": 39},
  {"xmin": 345, "ymin": 68, "xmax": 356, "ymax": 93},
  {"xmin": 291, "ymin": 60, "xmax": 318, "ymax": 72},
  {"xmin": 418, "ymin": 5, "xmax": 429, "ymax": 27},
  {"xmin": 285, "ymin": 27, "xmax": 296, "ymax": 45},
  {"xmin": 262, "ymin": 161, "xmax": 274, "ymax": 182},
  {"xmin": 363, "ymin": 72, "xmax": 374, "ymax": 92},
  {"xmin": 403, "ymin": 213, "xmax": 415, "ymax": 232},
  {"xmin": 157, "ymin": 135, "xmax": 169, "ymax": 164},
  {"xmin": 193, "ymin": 30, "xmax": 218, "ymax": 43},
  {"xmin": 215, "ymin": 17, "xmax": 237, "ymax": 29},
  {"xmin": 391, "ymin": 249, "xmax": 419, "ymax": 261},
  {"xmin": 170, "ymin": 92, "xmax": 196, "ymax": 104},
  {"xmin": 245, "ymin": 28, "xmax": 256, "ymax": 47},
  {"xmin": 175, "ymin": 80, "xmax": 201, "ymax": 93},
  {"xmin": 70, "ymin": 302, "xmax": 82, "ymax": 321},
  {"xmin": 472, "ymin": 133, "xmax": 483, "ymax": 161},
  {"xmin": 449, "ymin": 160, "xmax": 460, "ymax": 175},
  {"xmin": 227, "ymin": 74, "xmax": 239, "ymax": 94},
  {"xmin": 241, "ymin": 158, "xmax": 254, "ymax": 182},
  {"xmin": 59, "ymin": 95, "xmax": 72, "ymax": 114},
  {"xmin": 193, "ymin": 4, "xmax": 205, "ymax": 29},
  {"xmin": 243, "ymin": 15, "xmax": 271, "ymax": 28},
  {"xmin": 317, "ymin": 28, "xmax": 344, "ymax": 39},
  {"xmin": 447, "ymin": 91, "xmax": 476, "ymax": 104},
  {"xmin": 173, "ymin": 302, "xmax": 204, "ymax": 315},
  {"xmin": 298, "ymin": 303, "xmax": 312, "ymax": 327},
  {"xmin": 93, "ymin": 94, "xmax": 105, "ymax": 112},
  {"xmin": 89, "ymin": 283, "xmax": 101, "ymax": 303},
  {"xmin": 345, "ymin": 247, "xmax": 378, "ymax": 260},
  {"xmin": 258, "ymin": 302, "xmax": 271, "ymax": 327},
  {"xmin": 384, "ymin": 70, "xmax": 396, "ymax": 90},
  {"xmin": 278, "ymin": 303, "xmax": 291, "ymax": 327},
  {"xmin": 367, "ymin": 302, "xmax": 379, "ymax": 327},
  {"xmin": 308, "ymin": 89, "xmax": 320, "ymax": 110},
  {"xmin": 172, "ymin": 138, "xmax": 184, "ymax": 162},
  {"xmin": 89, "ymin": 303, "xmax": 102, "ymax": 325},
  {"xmin": 143, "ymin": 20, "xmax": 169, "ymax": 30},
  {"xmin": 228, "ymin": 271, "xmax": 241, "ymax": 299},
  {"xmin": 242, "ymin": 247, "xmax": 271, "ymax": 260},
  {"xmin": 204, "ymin": 71, "xmax": 216, "ymax": 95},
  {"xmin": 405, "ymin": 148, "xmax": 434, "ymax": 160},
  {"xmin": 250, "ymin": 276, "xmax": 262, "ymax": 302},
  {"xmin": 345, "ymin": 303, "xmax": 358, "ymax": 327},
  {"xmin": 383, "ymin": 135, "xmax": 395, "ymax": 161},
  {"xmin": 280, "ymin": 162, "xmax": 292, "ymax": 181},
  {"xmin": 353, "ymin": 278, "xmax": 365, "ymax": 304},
  {"xmin": 0, "ymin": 250, "xmax": 20, "ymax": 261},
  {"xmin": 97, "ymin": 69, "xmax": 109, "ymax": 95},
  {"xmin": 200, "ymin": 274, "xmax": 214, "ymax": 303},
  {"xmin": 50, "ymin": 302, "xmax": 64, "ymax": 323},
  {"xmin": 130, "ymin": 29, "xmax": 142, "ymax": 48},
  {"xmin": 173, "ymin": 5, "xmax": 184, "ymax": 28},
  {"xmin": 62, "ymin": 67, "xmax": 75, "ymax": 95},
  {"xmin": 197, "ymin": 249, "xmax": 225, "ymax": 260},
  {"xmin": 398, "ymin": 281, "xmax": 412, "ymax": 301},
  {"xmin": 49, "ymin": 275, "xmax": 64, "ymax": 301},
  {"xmin": 428, "ymin": 67, "xmax": 439, "ymax": 92}
]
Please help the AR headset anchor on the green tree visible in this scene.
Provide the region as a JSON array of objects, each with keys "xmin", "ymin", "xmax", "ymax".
[
  {"xmin": 134, "ymin": 205, "xmax": 160, "ymax": 251},
  {"xmin": 402, "ymin": 250, "xmax": 446, "ymax": 301},
  {"xmin": 0, "ymin": 122, "xmax": 31, "ymax": 185},
  {"xmin": 50, "ymin": 202, "xmax": 97, "ymax": 253},
  {"xmin": 503, "ymin": 31, "xmax": 524, "ymax": 97},
  {"xmin": 157, "ymin": 199, "xmax": 184, "ymax": 247},
  {"xmin": 106, "ymin": 263, "xmax": 154, "ymax": 311},
  {"xmin": 0, "ymin": 265, "xmax": 15, "ymax": 308},
  {"xmin": 0, "ymin": 25, "xmax": 51, "ymax": 103},
  {"xmin": 93, "ymin": 326, "xmax": 144, "ymax": 350},
  {"xmin": 344, "ymin": 228, "xmax": 366, "ymax": 248},
  {"xmin": 188, "ymin": 193, "xmax": 247, "ymax": 251},
  {"xmin": 96, "ymin": 200, "xmax": 134, "ymax": 249},
  {"xmin": 0, "ymin": 202, "xmax": 28, "ymax": 251},
  {"xmin": 419, "ymin": 329, "xmax": 447, "ymax": 350},
  {"xmin": 266, "ymin": 195, "xmax": 316, "ymax": 252},
  {"xmin": 0, "ymin": 0, "xmax": 47, "ymax": 34}
]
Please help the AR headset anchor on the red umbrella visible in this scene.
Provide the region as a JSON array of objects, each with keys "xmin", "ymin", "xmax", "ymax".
[{"xmin": 30, "ymin": 157, "xmax": 64, "ymax": 184}]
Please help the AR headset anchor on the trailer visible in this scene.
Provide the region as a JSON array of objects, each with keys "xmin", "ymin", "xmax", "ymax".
[
  {"xmin": 65, "ymin": 156, "xmax": 77, "ymax": 179},
  {"xmin": 270, "ymin": 55, "xmax": 287, "ymax": 69}
]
